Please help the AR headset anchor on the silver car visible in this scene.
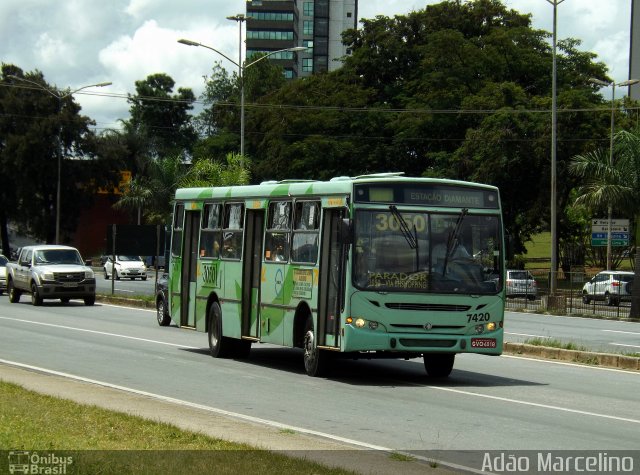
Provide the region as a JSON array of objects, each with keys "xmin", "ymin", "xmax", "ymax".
[
  {"xmin": 582, "ymin": 270, "xmax": 634, "ymax": 306},
  {"xmin": 505, "ymin": 269, "xmax": 537, "ymax": 300}
]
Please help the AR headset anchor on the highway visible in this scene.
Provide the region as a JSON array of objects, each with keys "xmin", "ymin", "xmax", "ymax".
[{"xmin": 0, "ymin": 297, "xmax": 638, "ymax": 459}]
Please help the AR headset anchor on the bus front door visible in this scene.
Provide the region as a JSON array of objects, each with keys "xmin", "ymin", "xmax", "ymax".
[
  {"xmin": 241, "ymin": 209, "xmax": 264, "ymax": 340},
  {"xmin": 180, "ymin": 210, "xmax": 200, "ymax": 327},
  {"xmin": 317, "ymin": 208, "xmax": 346, "ymax": 348}
]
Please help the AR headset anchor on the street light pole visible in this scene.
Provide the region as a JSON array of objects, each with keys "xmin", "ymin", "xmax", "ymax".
[
  {"xmin": 8, "ymin": 76, "xmax": 111, "ymax": 244},
  {"xmin": 226, "ymin": 14, "xmax": 247, "ymax": 156},
  {"xmin": 178, "ymin": 38, "xmax": 305, "ymax": 159},
  {"xmin": 545, "ymin": 0, "xmax": 564, "ymax": 295},
  {"xmin": 589, "ymin": 77, "xmax": 640, "ymax": 269}
]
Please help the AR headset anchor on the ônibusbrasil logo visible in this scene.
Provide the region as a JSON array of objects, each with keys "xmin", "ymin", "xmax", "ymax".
[{"xmin": 8, "ymin": 451, "xmax": 73, "ymax": 474}]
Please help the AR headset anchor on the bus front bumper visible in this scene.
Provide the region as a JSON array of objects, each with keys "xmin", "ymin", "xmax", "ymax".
[{"xmin": 342, "ymin": 325, "xmax": 503, "ymax": 355}]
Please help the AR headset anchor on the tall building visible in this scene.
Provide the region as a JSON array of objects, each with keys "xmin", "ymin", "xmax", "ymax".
[
  {"xmin": 246, "ymin": 0, "xmax": 358, "ymax": 79},
  {"xmin": 631, "ymin": 0, "xmax": 640, "ymax": 99}
]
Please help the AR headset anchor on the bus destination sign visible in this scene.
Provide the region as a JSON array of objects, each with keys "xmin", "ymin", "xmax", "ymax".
[
  {"xmin": 404, "ymin": 188, "xmax": 487, "ymax": 207},
  {"xmin": 355, "ymin": 184, "xmax": 498, "ymax": 209}
]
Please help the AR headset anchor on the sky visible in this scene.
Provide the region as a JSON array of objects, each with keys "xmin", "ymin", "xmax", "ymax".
[{"xmin": 0, "ymin": 0, "xmax": 634, "ymax": 131}]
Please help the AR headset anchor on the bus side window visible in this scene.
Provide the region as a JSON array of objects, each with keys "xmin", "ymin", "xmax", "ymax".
[
  {"xmin": 171, "ymin": 203, "xmax": 185, "ymax": 257},
  {"xmin": 291, "ymin": 201, "xmax": 320, "ymax": 264},
  {"xmin": 200, "ymin": 203, "xmax": 221, "ymax": 258},
  {"xmin": 265, "ymin": 200, "xmax": 291, "ymax": 262},
  {"xmin": 222, "ymin": 203, "xmax": 244, "ymax": 260}
]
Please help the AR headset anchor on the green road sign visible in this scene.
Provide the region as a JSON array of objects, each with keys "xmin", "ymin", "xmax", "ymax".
[{"xmin": 591, "ymin": 238, "xmax": 629, "ymax": 247}]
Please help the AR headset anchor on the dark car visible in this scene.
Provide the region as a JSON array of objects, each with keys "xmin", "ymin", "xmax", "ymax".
[{"xmin": 155, "ymin": 272, "xmax": 171, "ymax": 326}]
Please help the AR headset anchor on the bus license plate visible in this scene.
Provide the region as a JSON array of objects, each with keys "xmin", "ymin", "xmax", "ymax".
[{"xmin": 471, "ymin": 338, "xmax": 496, "ymax": 348}]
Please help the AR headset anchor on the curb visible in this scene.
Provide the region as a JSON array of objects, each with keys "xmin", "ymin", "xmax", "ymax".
[
  {"xmin": 503, "ymin": 342, "xmax": 640, "ymax": 371},
  {"xmin": 96, "ymin": 294, "xmax": 155, "ymax": 309}
]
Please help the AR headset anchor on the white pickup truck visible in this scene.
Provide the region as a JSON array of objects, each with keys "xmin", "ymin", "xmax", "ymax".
[{"xmin": 6, "ymin": 244, "xmax": 96, "ymax": 306}]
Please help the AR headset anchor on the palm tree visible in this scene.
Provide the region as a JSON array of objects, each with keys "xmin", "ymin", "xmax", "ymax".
[
  {"xmin": 115, "ymin": 153, "xmax": 250, "ymax": 225},
  {"xmin": 570, "ymin": 127, "xmax": 640, "ymax": 317}
]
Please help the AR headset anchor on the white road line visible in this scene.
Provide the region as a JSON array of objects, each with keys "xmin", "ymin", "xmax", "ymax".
[
  {"xmin": 0, "ymin": 359, "xmax": 489, "ymax": 475},
  {"xmin": 602, "ymin": 329, "xmax": 640, "ymax": 336},
  {"xmin": 502, "ymin": 354, "xmax": 640, "ymax": 374},
  {"xmin": 426, "ymin": 385, "xmax": 640, "ymax": 424},
  {"xmin": 0, "ymin": 316, "xmax": 198, "ymax": 349},
  {"xmin": 505, "ymin": 332, "xmax": 551, "ymax": 339}
]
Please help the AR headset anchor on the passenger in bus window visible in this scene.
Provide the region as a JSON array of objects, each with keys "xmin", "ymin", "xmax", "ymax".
[
  {"xmin": 274, "ymin": 243, "xmax": 286, "ymax": 262},
  {"xmin": 431, "ymin": 227, "xmax": 470, "ymax": 269}
]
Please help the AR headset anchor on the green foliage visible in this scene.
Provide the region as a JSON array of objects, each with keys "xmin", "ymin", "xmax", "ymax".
[
  {"xmin": 179, "ymin": 153, "xmax": 250, "ymax": 188},
  {"xmin": 0, "ymin": 64, "xmax": 117, "ymax": 248},
  {"xmin": 125, "ymin": 73, "xmax": 197, "ymax": 159}
]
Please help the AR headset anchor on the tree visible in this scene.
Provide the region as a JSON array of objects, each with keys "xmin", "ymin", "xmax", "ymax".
[
  {"xmin": 125, "ymin": 73, "xmax": 197, "ymax": 159},
  {"xmin": 240, "ymin": 0, "xmax": 608, "ymax": 253},
  {"xmin": 0, "ymin": 65, "xmax": 112, "ymax": 250},
  {"xmin": 194, "ymin": 55, "xmax": 286, "ymax": 162},
  {"xmin": 570, "ymin": 125, "xmax": 640, "ymax": 317}
]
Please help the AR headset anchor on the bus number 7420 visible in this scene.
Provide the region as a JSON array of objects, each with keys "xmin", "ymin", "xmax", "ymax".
[{"xmin": 467, "ymin": 313, "xmax": 490, "ymax": 322}]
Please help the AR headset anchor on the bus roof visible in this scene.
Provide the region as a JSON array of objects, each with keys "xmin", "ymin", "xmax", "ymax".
[{"xmin": 174, "ymin": 173, "xmax": 499, "ymax": 201}]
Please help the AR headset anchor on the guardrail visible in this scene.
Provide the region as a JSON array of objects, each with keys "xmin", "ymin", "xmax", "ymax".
[{"xmin": 505, "ymin": 269, "xmax": 636, "ymax": 319}]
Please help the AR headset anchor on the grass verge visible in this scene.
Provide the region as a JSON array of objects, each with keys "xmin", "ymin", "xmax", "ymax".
[
  {"xmin": 0, "ymin": 380, "xmax": 354, "ymax": 474},
  {"xmin": 523, "ymin": 338, "xmax": 588, "ymax": 352}
]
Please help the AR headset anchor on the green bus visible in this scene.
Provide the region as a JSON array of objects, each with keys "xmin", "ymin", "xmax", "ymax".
[{"xmin": 163, "ymin": 173, "xmax": 505, "ymax": 377}]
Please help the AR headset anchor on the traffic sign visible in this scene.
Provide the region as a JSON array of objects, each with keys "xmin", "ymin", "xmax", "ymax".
[
  {"xmin": 591, "ymin": 238, "xmax": 629, "ymax": 247},
  {"xmin": 591, "ymin": 232, "xmax": 629, "ymax": 239},
  {"xmin": 592, "ymin": 225, "xmax": 629, "ymax": 233},
  {"xmin": 592, "ymin": 218, "xmax": 629, "ymax": 227}
]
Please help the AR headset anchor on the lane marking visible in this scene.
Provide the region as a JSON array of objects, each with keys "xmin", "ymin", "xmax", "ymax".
[
  {"xmin": 0, "ymin": 316, "xmax": 198, "ymax": 349},
  {"xmin": 505, "ymin": 332, "xmax": 551, "ymax": 339},
  {"xmin": 502, "ymin": 354, "xmax": 640, "ymax": 374},
  {"xmin": 0, "ymin": 359, "xmax": 488, "ymax": 475},
  {"xmin": 602, "ymin": 329, "xmax": 640, "ymax": 336},
  {"xmin": 426, "ymin": 384, "xmax": 640, "ymax": 424}
]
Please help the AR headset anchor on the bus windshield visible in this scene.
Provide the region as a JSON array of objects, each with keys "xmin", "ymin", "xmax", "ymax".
[{"xmin": 353, "ymin": 209, "xmax": 502, "ymax": 294}]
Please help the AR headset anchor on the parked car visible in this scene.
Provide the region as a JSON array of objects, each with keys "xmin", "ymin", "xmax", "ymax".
[
  {"xmin": 155, "ymin": 272, "xmax": 171, "ymax": 326},
  {"xmin": 103, "ymin": 255, "xmax": 147, "ymax": 280},
  {"xmin": 0, "ymin": 254, "xmax": 8, "ymax": 295},
  {"xmin": 505, "ymin": 269, "xmax": 537, "ymax": 300},
  {"xmin": 582, "ymin": 270, "xmax": 634, "ymax": 306}
]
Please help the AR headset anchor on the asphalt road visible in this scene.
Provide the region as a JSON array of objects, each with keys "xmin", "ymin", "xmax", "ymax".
[
  {"xmin": 0, "ymin": 297, "xmax": 638, "ymax": 456},
  {"xmin": 505, "ymin": 311, "xmax": 640, "ymax": 354},
  {"xmin": 95, "ymin": 268, "xmax": 159, "ymax": 296}
]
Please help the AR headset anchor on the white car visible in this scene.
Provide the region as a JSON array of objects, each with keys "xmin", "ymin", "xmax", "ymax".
[
  {"xmin": 103, "ymin": 255, "xmax": 147, "ymax": 280},
  {"xmin": 505, "ymin": 269, "xmax": 537, "ymax": 300},
  {"xmin": 582, "ymin": 270, "xmax": 634, "ymax": 306},
  {"xmin": 0, "ymin": 254, "xmax": 7, "ymax": 295}
]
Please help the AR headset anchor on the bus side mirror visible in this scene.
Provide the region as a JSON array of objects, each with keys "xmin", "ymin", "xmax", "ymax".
[{"xmin": 340, "ymin": 219, "xmax": 353, "ymax": 245}]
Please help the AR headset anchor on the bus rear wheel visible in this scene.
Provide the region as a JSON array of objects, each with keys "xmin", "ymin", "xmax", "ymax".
[
  {"xmin": 424, "ymin": 354, "xmax": 455, "ymax": 378},
  {"xmin": 208, "ymin": 302, "xmax": 231, "ymax": 358},
  {"xmin": 303, "ymin": 316, "xmax": 329, "ymax": 377}
]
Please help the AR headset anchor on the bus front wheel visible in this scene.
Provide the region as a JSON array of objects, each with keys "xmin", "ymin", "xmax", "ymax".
[
  {"xmin": 208, "ymin": 302, "xmax": 231, "ymax": 358},
  {"xmin": 303, "ymin": 316, "xmax": 329, "ymax": 377},
  {"xmin": 424, "ymin": 354, "xmax": 455, "ymax": 378}
]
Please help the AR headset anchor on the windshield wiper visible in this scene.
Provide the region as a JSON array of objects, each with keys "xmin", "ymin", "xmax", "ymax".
[
  {"xmin": 389, "ymin": 205, "xmax": 419, "ymax": 272},
  {"xmin": 442, "ymin": 208, "xmax": 468, "ymax": 276}
]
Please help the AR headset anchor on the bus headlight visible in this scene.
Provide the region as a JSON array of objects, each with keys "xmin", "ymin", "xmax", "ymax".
[
  {"xmin": 486, "ymin": 322, "xmax": 496, "ymax": 331},
  {"xmin": 475, "ymin": 324, "xmax": 484, "ymax": 334},
  {"xmin": 355, "ymin": 318, "xmax": 366, "ymax": 328}
]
